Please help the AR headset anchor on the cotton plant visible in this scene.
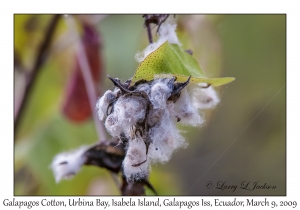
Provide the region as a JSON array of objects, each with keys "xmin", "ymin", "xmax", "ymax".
[{"xmin": 51, "ymin": 15, "xmax": 234, "ymax": 186}]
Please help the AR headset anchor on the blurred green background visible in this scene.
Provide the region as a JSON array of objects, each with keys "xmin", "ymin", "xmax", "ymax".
[{"xmin": 14, "ymin": 14, "xmax": 285, "ymax": 195}]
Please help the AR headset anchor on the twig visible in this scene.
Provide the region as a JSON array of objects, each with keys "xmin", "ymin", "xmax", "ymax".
[
  {"xmin": 146, "ymin": 23, "xmax": 153, "ymax": 44},
  {"xmin": 14, "ymin": 14, "xmax": 61, "ymax": 136},
  {"xmin": 143, "ymin": 14, "xmax": 170, "ymax": 44},
  {"xmin": 64, "ymin": 15, "xmax": 119, "ymax": 189},
  {"xmin": 64, "ymin": 15, "xmax": 106, "ymax": 141}
]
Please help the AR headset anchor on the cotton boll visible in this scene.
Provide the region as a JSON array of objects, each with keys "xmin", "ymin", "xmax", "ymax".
[
  {"xmin": 174, "ymin": 88, "xmax": 204, "ymax": 126},
  {"xmin": 190, "ymin": 83, "xmax": 220, "ymax": 109},
  {"xmin": 50, "ymin": 146, "xmax": 87, "ymax": 183},
  {"xmin": 123, "ymin": 138, "xmax": 149, "ymax": 182},
  {"xmin": 96, "ymin": 90, "xmax": 116, "ymax": 121},
  {"xmin": 150, "ymin": 81, "xmax": 172, "ymax": 109}
]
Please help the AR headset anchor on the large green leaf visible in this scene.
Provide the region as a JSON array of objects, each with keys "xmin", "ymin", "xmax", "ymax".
[{"xmin": 131, "ymin": 41, "xmax": 235, "ymax": 86}]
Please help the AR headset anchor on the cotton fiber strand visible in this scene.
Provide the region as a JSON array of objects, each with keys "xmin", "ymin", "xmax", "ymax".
[
  {"xmin": 96, "ymin": 88, "xmax": 120, "ymax": 121},
  {"xmin": 50, "ymin": 146, "xmax": 87, "ymax": 183},
  {"xmin": 174, "ymin": 88, "xmax": 204, "ymax": 126},
  {"xmin": 148, "ymin": 109, "xmax": 187, "ymax": 163},
  {"xmin": 104, "ymin": 95, "xmax": 147, "ymax": 138},
  {"xmin": 150, "ymin": 80, "xmax": 172, "ymax": 109},
  {"xmin": 123, "ymin": 138, "xmax": 150, "ymax": 182},
  {"xmin": 190, "ymin": 83, "xmax": 220, "ymax": 109}
]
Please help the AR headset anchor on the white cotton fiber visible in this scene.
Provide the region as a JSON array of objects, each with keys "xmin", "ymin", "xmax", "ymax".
[
  {"xmin": 157, "ymin": 16, "xmax": 180, "ymax": 45},
  {"xmin": 96, "ymin": 90, "xmax": 113, "ymax": 121},
  {"xmin": 105, "ymin": 113, "xmax": 124, "ymax": 137},
  {"xmin": 190, "ymin": 83, "xmax": 220, "ymax": 109},
  {"xmin": 150, "ymin": 80, "xmax": 172, "ymax": 109},
  {"xmin": 148, "ymin": 109, "xmax": 187, "ymax": 163},
  {"xmin": 136, "ymin": 83, "xmax": 151, "ymax": 95},
  {"xmin": 174, "ymin": 88, "xmax": 204, "ymax": 126},
  {"xmin": 50, "ymin": 146, "xmax": 87, "ymax": 183},
  {"xmin": 117, "ymin": 95, "xmax": 147, "ymax": 124},
  {"xmin": 147, "ymin": 108, "xmax": 165, "ymax": 127},
  {"xmin": 96, "ymin": 88, "xmax": 120, "ymax": 121},
  {"xmin": 123, "ymin": 138, "xmax": 150, "ymax": 182},
  {"xmin": 105, "ymin": 95, "xmax": 147, "ymax": 138}
]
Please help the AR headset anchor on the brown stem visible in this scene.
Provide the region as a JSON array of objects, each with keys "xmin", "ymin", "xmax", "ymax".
[
  {"xmin": 14, "ymin": 14, "xmax": 60, "ymax": 136},
  {"xmin": 64, "ymin": 15, "xmax": 106, "ymax": 141},
  {"xmin": 65, "ymin": 15, "xmax": 120, "ymax": 190},
  {"xmin": 146, "ymin": 23, "xmax": 153, "ymax": 44}
]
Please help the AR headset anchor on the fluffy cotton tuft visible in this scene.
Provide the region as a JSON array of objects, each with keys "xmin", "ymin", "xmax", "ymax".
[
  {"xmin": 189, "ymin": 83, "xmax": 220, "ymax": 109},
  {"xmin": 105, "ymin": 113, "xmax": 123, "ymax": 137},
  {"xmin": 105, "ymin": 95, "xmax": 147, "ymax": 138},
  {"xmin": 50, "ymin": 146, "xmax": 87, "ymax": 183},
  {"xmin": 96, "ymin": 88, "xmax": 120, "ymax": 121},
  {"xmin": 174, "ymin": 88, "xmax": 204, "ymax": 126},
  {"xmin": 150, "ymin": 80, "xmax": 172, "ymax": 109},
  {"xmin": 148, "ymin": 107, "xmax": 187, "ymax": 163},
  {"xmin": 123, "ymin": 138, "xmax": 149, "ymax": 182},
  {"xmin": 157, "ymin": 16, "xmax": 180, "ymax": 45}
]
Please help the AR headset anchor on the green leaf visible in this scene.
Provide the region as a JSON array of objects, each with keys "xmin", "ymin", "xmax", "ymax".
[{"xmin": 131, "ymin": 41, "xmax": 235, "ymax": 86}]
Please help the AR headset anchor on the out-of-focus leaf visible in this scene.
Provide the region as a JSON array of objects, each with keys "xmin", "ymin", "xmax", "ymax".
[
  {"xmin": 62, "ymin": 23, "xmax": 103, "ymax": 122},
  {"xmin": 16, "ymin": 61, "xmax": 64, "ymax": 138},
  {"xmin": 177, "ymin": 15, "xmax": 225, "ymax": 78},
  {"xmin": 131, "ymin": 41, "xmax": 235, "ymax": 86},
  {"xmin": 14, "ymin": 15, "xmax": 53, "ymax": 70},
  {"xmin": 23, "ymin": 116, "xmax": 101, "ymax": 195},
  {"xmin": 62, "ymin": 69, "xmax": 91, "ymax": 122}
]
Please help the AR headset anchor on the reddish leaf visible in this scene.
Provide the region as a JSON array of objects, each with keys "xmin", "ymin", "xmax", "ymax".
[{"xmin": 62, "ymin": 23, "xmax": 103, "ymax": 122}]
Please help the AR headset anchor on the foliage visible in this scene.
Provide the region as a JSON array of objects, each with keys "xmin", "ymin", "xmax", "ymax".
[{"xmin": 14, "ymin": 15, "xmax": 286, "ymax": 196}]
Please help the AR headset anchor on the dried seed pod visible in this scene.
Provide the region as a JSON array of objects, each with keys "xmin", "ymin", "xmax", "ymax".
[
  {"xmin": 168, "ymin": 76, "xmax": 191, "ymax": 103},
  {"xmin": 84, "ymin": 140, "xmax": 125, "ymax": 173}
]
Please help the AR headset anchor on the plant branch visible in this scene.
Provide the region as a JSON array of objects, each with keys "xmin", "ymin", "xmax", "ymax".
[
  {"xmin": 14, "ymin": 14, "xmax": 61, "ymax": 136},
  {"xmin": 64, "ymin": 15, "xmax": 106, "ymax": 141},
  {"xmin": 146, "ymin": 23, "xmax": 153, "ymax": 44},
  {"xmin": 64, "ymin": 15, "xmax": 120, "ymax": 190}
]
